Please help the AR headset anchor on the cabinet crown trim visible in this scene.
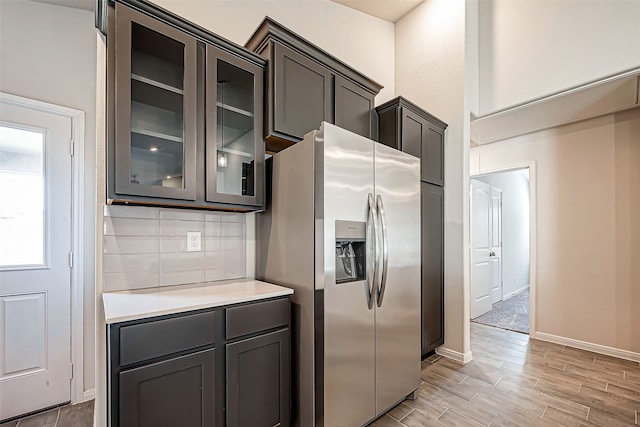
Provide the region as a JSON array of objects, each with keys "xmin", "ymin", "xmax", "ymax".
[
  {"xmin": 245, "ymin": 16, "xmax": 383, "ymax": 95},
  {"xmin": 376, "ymin": 96, "xmax": 448, "ymax": 129}
]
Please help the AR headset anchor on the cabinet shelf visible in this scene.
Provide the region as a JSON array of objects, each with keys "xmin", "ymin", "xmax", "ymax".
[
  {"xmin": 216, "ymin": 102, "xmax": 253, "ymax": 118},
  {"xmin": 132, "ymin": 73, "xmax": 183, "ymax": 95},
  {"xmin": 132, "ymin": 128, "xmax": 183, "ymax": 144}
]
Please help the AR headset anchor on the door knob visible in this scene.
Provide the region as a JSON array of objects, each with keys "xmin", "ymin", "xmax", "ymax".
[{"xmin": 489, "ymin": 251, "xmax": 495, "ymax": 257}]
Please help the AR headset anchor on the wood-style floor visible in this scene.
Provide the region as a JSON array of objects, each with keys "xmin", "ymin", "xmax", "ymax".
[{"xmin": 374, "ymin": 323, "xmax": 640, "ymax": 427}]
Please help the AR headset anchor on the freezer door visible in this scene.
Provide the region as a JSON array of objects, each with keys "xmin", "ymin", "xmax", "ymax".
[
  {"xmin": 317, "ymin": 123, "xmax": 376, "ymax": 427},
  {"xmin": 374, "ymin": 143, "xmax": 421, "ymax": 416}
]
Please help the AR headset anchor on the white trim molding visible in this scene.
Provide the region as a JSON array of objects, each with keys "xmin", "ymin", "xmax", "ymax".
[
  {"xmin": 532, "ymin": 332, "xmax": 640, "ymax": 363},
  {"xmin": 435, "ymin": 346, "xmax": 473, "ymax": 364},
  {"xmin": 503, "ymin": 284, "xmax": 529, "ymax": 301},
  {"xmin": 83, "ymin": 389, "xmax": 96, "ymax": 402},
  {"xmin": 0, "ymin": 92, "xmax": 87, "ymax": 404}
]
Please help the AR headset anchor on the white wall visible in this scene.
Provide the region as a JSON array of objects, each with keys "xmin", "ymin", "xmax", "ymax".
[
  {"xmin": 476, "ymin": 170, "xmax": 530, "ymax": 298},
  {"xmin": 396, "ymin": 0, "xmax": 471, "ymax": 359},
  {"xmin": 0, "ymin": 0, "xmax": 97, "ymax": 396},
  {"xmin": 478, "ymin": 0, "xmax": 640, "ymax": 115},
  {"xmin": 150, "ymin": 0, "xmax": 395, "ymax": 103},
  {"xmin": 470, "ymin": 108, "xmax": 640, "ymax": 354}
]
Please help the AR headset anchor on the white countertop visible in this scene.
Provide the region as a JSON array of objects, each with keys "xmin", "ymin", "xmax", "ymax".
[{"xmin": 103, "ymin": 279, "xmax": 293, "ymax": 324}]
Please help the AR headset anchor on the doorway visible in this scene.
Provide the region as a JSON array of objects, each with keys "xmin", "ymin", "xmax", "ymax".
[
  {"xmin": 470, "ymin": 168, "xmax": 530, "ymax": 334},
  {"xmin": 0, "ymin": 93, "xmax": 85, "ymax": 421}
]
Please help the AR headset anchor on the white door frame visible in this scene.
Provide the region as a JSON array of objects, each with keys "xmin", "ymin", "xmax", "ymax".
[
  {"xmin": 0, "ymin": 92, "xmax": 87, "ymax": 404},
  {"xmin": 470, "ymin": 161, "xmax": 537, "ymax": 336}
]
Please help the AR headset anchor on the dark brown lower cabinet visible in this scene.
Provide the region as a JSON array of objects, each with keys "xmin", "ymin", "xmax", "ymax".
[
  {"xmin": 119, "ymin": 349, "xmax": 215, "ymax": 427},
  {"xmin": 226, "ymin": 329, "xmax": 290, "ymax": 427},
  {"xmin": 421, "ymin": 183, "xmax": 444, "ymax": 355},
  {"xmin": 108, "ymin": 296, "xmax": 291, "ymax": 427}
]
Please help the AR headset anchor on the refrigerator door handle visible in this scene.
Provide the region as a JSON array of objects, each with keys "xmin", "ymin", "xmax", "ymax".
[
  {"xmin": 376, "ymin": 194, "xmax": 389, "ymax": 307},
  {"xmin": 367, "ymin": 193, "xmax": 380, "ymax": 310}
]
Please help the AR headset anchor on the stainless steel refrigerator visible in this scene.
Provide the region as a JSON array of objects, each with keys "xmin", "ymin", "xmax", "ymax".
[{"xmin": 256, "ymin": 122, "xmax": 421, "ymax": 427}]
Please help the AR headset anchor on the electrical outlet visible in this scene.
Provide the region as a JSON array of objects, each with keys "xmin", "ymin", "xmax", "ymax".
[{"xmin": 187, "ymin": 231, "xmax": 202, "ymax": 252}]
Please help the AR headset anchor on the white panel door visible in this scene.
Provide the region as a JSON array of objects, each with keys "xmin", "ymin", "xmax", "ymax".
[
  {"xmin": 0, "ymin": 101, "xmax": 72, "ymax": 420},
  {"xmin": 470, "ymin": 179, "xmax": 492, "ymax": 319},
  {"xmin": 490, "ymin": 187, "xmax": 503, "ymax": 304}
]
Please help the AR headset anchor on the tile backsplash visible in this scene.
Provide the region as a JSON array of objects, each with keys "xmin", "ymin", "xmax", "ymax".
[{"xmin": 103, "ymin": 205, "xmax": 246, "ymax": 292}]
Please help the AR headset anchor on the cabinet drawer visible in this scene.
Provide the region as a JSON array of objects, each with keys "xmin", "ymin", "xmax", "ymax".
[
  {"xmin": 226, "ymin": 298, "xmax": 289, "ymax": 340},
  {"xmin": 120, "ymin": 311, "xmax": 215, "ymax": 366}
]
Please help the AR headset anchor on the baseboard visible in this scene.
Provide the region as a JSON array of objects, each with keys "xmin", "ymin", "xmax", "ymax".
[
  {"xmin": 80, "ymin": 389, "xmax": 95, "ymax": 403},
  {"xmin": 435, "ymin": 346, "xmax": 473, "ymax": 364},
  {"xmin": 503, "ymin": 284, "xmax": 529, "ymax": 300},
  {"xmin": 532, "ymin": 332, "xmax": 640, "ymax": 363}
]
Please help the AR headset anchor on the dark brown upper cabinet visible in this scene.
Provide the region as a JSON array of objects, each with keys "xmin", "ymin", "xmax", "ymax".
[
  {"xmin": 113, "ymin": 4, "xmax": 198, "ymax": 201},
  {"xmin": 335, "ymin": 75, "xmax": 377, "ymax": 140},
  {"xmin": 271, "ymin": 43, "xmax": 332, "ymax": 146},
  {"xmin": 376, "ymin": 96, "xmax": 447, "ymax": 186},
  {"xmin": 107, "ymin": 0, "xmax": 267, "ymax": 211},
  {"xmin": 245, "ymin": 17, "xmax": 382, "ymax": 153},
  {"xmin": 205, "ymin": 45, "xmax": 264, "ymax": 208}
]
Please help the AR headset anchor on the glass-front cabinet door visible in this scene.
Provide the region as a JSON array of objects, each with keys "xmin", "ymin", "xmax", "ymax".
[
  {"xmin": 114, "ymin": 4, "xmax": 197, "ymax": 200},
  {"xmin": 206, "ymin": 45, "xmax": 264, "ymax": 207}
]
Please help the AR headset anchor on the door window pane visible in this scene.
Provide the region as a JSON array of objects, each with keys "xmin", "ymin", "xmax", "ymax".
[
  {"xmin": 0, "ymin": 125, "xmax": 45, "ymax": 268},
  {"xmin": 216, "ymin": 60, "xmax": 255, "ymax": 197}
]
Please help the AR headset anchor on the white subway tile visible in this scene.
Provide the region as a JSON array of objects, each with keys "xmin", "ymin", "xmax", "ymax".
[
  {"xmin": 204, "ymin": 222, "xmax": 221, "ymax": 237},
  {"xmin": 204, "ymin": 213, "xmax": 222, "ymax": 222},
  {"xmin": 203, "ymin": 252, "xmax": 223, "ymax": 268},
  {"xmin": 204, "ymin": 237, "xmax": 220, "ymax": 251},
  {"xmin": 224, "ymin": 262, "xmax": 246, "ymax": 279},
  {"xmin": 204, "ymin": 266, "xmax": 225, "ymax": 282},
  {"xmin": 221, "ymin": 237, "xmax": 245, "ymax": 252},
  {"xmin": 159, "ymin": 269, "xmax": 205, "ymax": 286},
  {"xmin": 223, "ymin": 250, "xmax": 245, "ymax": 266},
  {"xmin": 104, "ymin": 236, "xmax": 158, "ymax": 254},
  {"xmin": 160, "ymin": 252, "xmax": 205, "ymax": 271},
  {"xmin": 159, "ymin": 209, "xmax": 205, "ymax": 222},
  {"xmin": 103, "ymin": 253, "xmax": 158, "ymax": 273},
  {"xmin": 104, "ymin": 205, "xmax": 159, "ymax": 219},
  {"xmin": 221, "ymin": 222, "xmax": 244, "ymax": 237},
  {"xmin": 104, "ymin": 217, "xmax": 159, "ymax": 236},
  {"xmin": 220, "ymin": 213, "xmax": 244, "ymax": 223},
  {"xmin": 159, "ymin": 236, "xmax": 188, "ymax": 253},
  {"xmin": 159, "ymin": 220, "xmax": 204, "ymax": 236},
  {"xmin": 103, "ymin": 271, "xmax": 159, "ymax": 292}
]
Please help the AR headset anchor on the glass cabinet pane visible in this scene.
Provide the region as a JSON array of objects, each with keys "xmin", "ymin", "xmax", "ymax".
[
  {"xmin": 216, "ymin": 60, "xmax": 255, "ymax": 197},
  {"xmin": 129, "ymin": 22, "xmax": 185, "ymax": 189}
]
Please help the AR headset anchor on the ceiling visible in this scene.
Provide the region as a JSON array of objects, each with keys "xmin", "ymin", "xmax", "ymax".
[
  {"xmin": 28, "ymin": 0, "xmax": 425, "ymax": 22},
  {"xmin": 330, "ymin": 0, "xmax": 424, "ymax": 22},
  {"xmin": 29, "ymin": 0, "xmax": 94, "ymax": 11}
]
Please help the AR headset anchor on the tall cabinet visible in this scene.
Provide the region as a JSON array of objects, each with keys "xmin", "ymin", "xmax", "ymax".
[{"xmin": 376, "ymin": 97, "xmax": 447, "ymax": 357}]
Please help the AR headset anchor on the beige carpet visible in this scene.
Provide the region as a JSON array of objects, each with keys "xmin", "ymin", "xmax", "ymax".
[{"xmin": 471, "ymin": 288, "xmax": 529, "ymax": 334}]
